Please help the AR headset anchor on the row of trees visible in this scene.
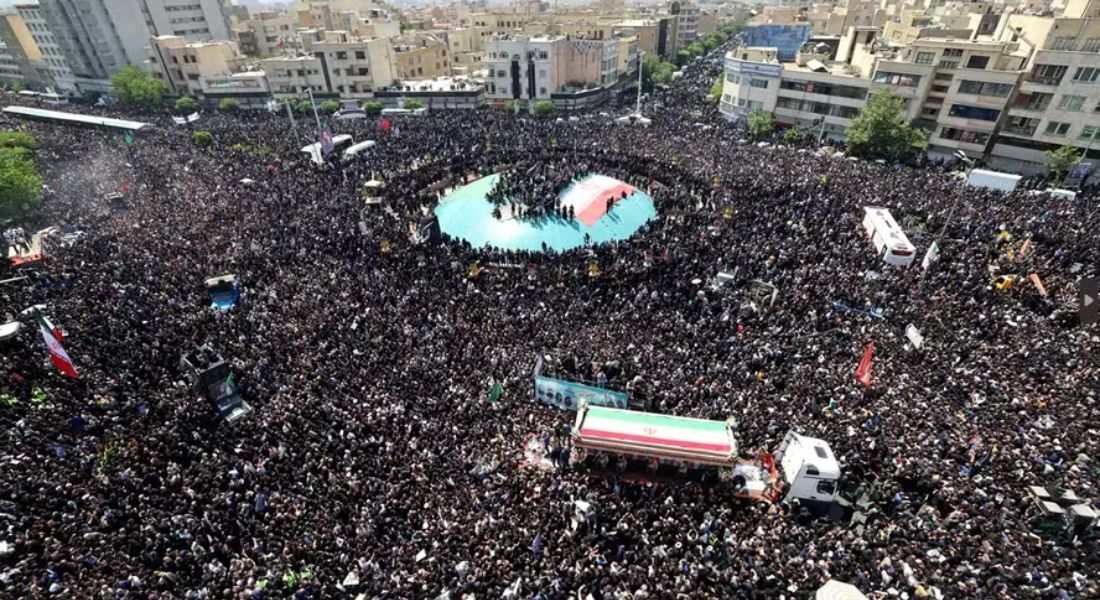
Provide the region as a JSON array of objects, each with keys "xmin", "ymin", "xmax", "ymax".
[
  {"xmin": 113, "ymin": 66, "xmax": 427, "ymax": 115},
  {"xmin": 0, "ymin": 131, "xmax": 43, "ymax": 222},
  {"xmin": 648, "ymin": 22, "xmax": 744, "ymax": 89}
]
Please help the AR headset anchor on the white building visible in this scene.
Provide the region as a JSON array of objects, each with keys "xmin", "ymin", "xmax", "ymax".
[
  {"xmin": 483, "ymin": 34, "xmax": 567, "ymax": 101},
  {"xmin": 35, "ymin": 0, "xmax": 231, "ymax": 93}
]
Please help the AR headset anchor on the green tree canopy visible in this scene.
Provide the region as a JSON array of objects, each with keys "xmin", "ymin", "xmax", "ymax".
[
  {"xmin": 193, "ymin": 131, "xmax": 213, "ymax": 148},
  {"xmin": 747, "ymin": 108, "xmax": 774, "ymax": 139},
  {"xmin": 361, "ymin": 100, "xmax": 383, "ymax": 114},
  {"xmin": 709, "ymin": 75, "xmax": 723, "ymax": 103},
  {"xmin": 1045, "ymin": 144, "xmax": 1083, "ymax": 181},
  {"xmin": 702, "ymin": 36, "xmax": 718, "ymax": 51},
  {"xmin": 318, "ymin": 101, "xmax": 341, "ymax": 114},
  {"xmin": 218, "ymin": 98, "xmax": 241, "ymax": 113},
  {"xmin": 174, "ymin": 96, "xmax": 198, "ymax": 114},
  {"xmin": 0, "ymin": 131, "xmax": 36, "ymax": 150},
  {"xmin": 111, "ymin": 65, "xmax": 166, "ymax": 107},
  {"xmin": 783, "ymin": 127, "xmax": 804, "ymax": 145},
  {"xmin": 643, "ymin": 54, "xmax": 676, "ymax": 87},
  {"xmin": 297, "ymin": 99, "xmax": 313, "ymax": 113},
  {"xmin": 846, "ymin": 90, "xmax": 927, "ymax": 163},
  {"xmin": 533, "ymin": 100, "xmax": 554, "ymax": 116},
  {"xmin": 0, "ymin": 147, "xmax": 42, "ymax": 222},
  {"xmin": 404, "ymin": 99, "xmax": 424, "ymax": 110}
]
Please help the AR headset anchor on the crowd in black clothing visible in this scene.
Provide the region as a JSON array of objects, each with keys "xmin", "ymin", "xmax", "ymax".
[
  {"xmin": 485, "ymin": 160, "xmax": 587, "ymax": 222},
  {"xmin": 0, "ymin": 44, "xmax": 1098, "ymax": 600}
]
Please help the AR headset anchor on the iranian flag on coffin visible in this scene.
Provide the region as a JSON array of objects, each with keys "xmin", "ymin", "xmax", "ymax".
[
  {"xmin": 36, "ymin": 312, "xmax": 78, "ymax": 378},
  {"xmin": 578, "ymin": 406, "xmax": 736, "ymax": 464}
]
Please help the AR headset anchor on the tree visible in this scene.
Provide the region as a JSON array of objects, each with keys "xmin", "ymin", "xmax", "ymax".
[
  {"xmin": 0, "ymin": 147, "xmax": 42, "ymax": 222},
  {"xmin": 218, "ymin": 98, "xmax": 240, "ymax": 113},
  {"xmin": 1045, "ymin": 144, "xmax": 1084, "ymax": 182},
  {"xmin": 0, "ymin": 131, "xmax": 36, "ymax": 150},
  {"xmin": 111, "ymin": 65, "xmax": 166, "ymax": 107},
  {"xmin": 702, "ymin": 36, "xmax": 718, "ymax": 51},
  {"xmin": 318, "ymin": 101, "xmax": 341, "ymax": 114},
  {"xmin": 404, "ymin": 99, "xmax": 424, "ymax": 110},
  {"xmin": 783, "ymin": 127, "xmax": 804, "ymax": 145},
  {"xmin": 193, "ymin": 131, "xmax": 213, "ymax": 148},
  {"xmin": 846, "ymin": 90, "xmax": 927, "ymax": 163},
  {"xmin": 675, "ymin": 49, "xmax": 692, "ymax": 66},
  {"xmin": 362, "ymin": 100, "xmax": 383, "ymax": 115},
  {"xmin": 747, "ymin": 108, "xmax": 774, "ymax": 139},
  {"xmin": 643, "ymin": 55, "xmax": 676, "ymax": 87},
  {"xmin": 297, "ymin": 99, "xmax": 313, "ymax": 114},
  {"xmin": 533, "ymin": 100, "xmax": 554, "ymax": 116},
  {"xmin": 687, "ymin": 42, "xmax": 705, "ymax": 57},
  {"xmin": 174, "ymin": 96, "xmax": 198, "ymax": 114},
  {"xmin": 709, "ymin": 75, "xmax": 723, "ymax": 103}
]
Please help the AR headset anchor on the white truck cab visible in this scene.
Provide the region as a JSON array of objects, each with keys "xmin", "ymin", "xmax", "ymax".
[{"xmin": 773, "ymin": 431, "xmax": 841, "ymax": 506}]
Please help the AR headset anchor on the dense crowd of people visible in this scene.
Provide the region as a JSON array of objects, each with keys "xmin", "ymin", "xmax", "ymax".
[
  {"xmin": 1, "ymin": 42, "xmax": 1098, "ymax": 600},
  {"xmin": 485, "ymin": 160, "xmax": 588, "ymax": 222}
]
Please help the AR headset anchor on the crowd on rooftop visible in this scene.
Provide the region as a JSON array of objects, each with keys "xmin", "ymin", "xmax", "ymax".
[{"xmin": 0, "ymin": 41, "xmax": 1098, "ymax": 600}]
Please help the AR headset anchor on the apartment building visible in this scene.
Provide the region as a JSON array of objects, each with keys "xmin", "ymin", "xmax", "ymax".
[
  {"xmin": 261, "ymin": 33, "xmax": 395, "ymax": 100},
  {"xmin": 141, "ymin": 0, "xmax": 233, "ymax": 42},
  {"xmin": 990, "ymin": 0, "xmax": 1100, "ymax": 174},
  {"xmin": 393, "ymin": 34, "xmax": 448, "ymax": 80},
  {"xmin": 443, "ymin": 28, "xmax": 485, "ymax": 75},
  {"xmin": 15, "ymin": 3, "xmax": 75, "ymax": 92},
  {"xmin": 237, "ymin": 10, "xmax": 297, "ymax": 58},
  {"xmin": 147, "ymin": 35, "xmax": 244, "ymax": 97},
  {"xmin": 0, "ymin": 13, "xmax": 44, "ymax": 89},
  {"xmin": 37, "ymin": 0, "xmax": 153, "ymax": 91}
]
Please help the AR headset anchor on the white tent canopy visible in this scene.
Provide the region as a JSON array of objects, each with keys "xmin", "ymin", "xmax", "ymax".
[{"xmin": 816, "ymin": 580, "xmax": 868, "ymax": 600}]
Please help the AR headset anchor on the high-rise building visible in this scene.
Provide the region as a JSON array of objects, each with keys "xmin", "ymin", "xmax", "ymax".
[
  {"xmin": 36, "ymin": 0, "xmax": 231, "ymax": 93},
  {"xmin": 15, "ymin": 3, "xmax": 76, "ymax": 92}
]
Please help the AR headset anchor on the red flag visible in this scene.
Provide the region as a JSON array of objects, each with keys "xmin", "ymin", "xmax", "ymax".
[
  {"xmin": 381, "ymin": 118, "xmax": 391, "ymax": 132},
  {"xmin": 855, "ymin": 342, "xmax": 874, "ymax": 387}
]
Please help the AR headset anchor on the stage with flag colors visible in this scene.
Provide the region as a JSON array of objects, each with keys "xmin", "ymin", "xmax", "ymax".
[{"xmin": 433, "ymin": 173, "xmax": 656, "ymax": 252}]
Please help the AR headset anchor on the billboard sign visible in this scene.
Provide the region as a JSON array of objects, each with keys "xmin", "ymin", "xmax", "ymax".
[
  {"xmin": 534, "ymin": 376, "xmax": 628, "ymax": 410},
  {"xmin": 724, "ymin": 58, "xmax": 782, "ymax": 78}
]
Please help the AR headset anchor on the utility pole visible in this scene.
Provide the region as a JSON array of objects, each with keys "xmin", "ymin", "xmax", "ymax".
[
  {"xmin": 306, "ymin": 87, "xmax": 322, "ymax": 132},
  {"xmin": 636, "ymin": 50, "xmax": 644, "ymax": 118}
]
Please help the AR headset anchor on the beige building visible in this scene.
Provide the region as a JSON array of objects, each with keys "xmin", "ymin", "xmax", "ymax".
[
  {"xmin": 262, "ymin": 33, "xmax": 396, "ymax": 100},
  {"xmin": 0, "ymin": 12, "xmax": 46, "ymax": 90},
  {"xmin": 238, "ymin": 11, "xmax": 298, "ymax": 58},
  {"xmin": 393, "ymin": 34, "xmax": 449, "ymax": 80},
  {"xmin": 989, "ymin": 0, "xmax": 1100, "ymax": 175},
  {"xmin": 147, "ymin": 35, "xmax": 246, "ymax": 98}
]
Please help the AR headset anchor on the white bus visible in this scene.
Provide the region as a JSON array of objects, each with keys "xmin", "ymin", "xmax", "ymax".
[
  {"xmin": 343, "ymin": 140, "xmax": 376, "ymax": 160},
  {"xmin": 862, "ymin": 206, "xmax": 916, "ymax": 267},
  {"xmin": 380, "ymin": 107, "xmax": 428, "ymax": 116},
  {"xmin": 300, "ymin": 134, "xmax": 353, "ymax": 165}
]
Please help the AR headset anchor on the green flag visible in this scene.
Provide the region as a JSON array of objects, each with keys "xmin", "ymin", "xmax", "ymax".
[
  {"xmin": 487, "ymin": 381, "xmax": 503, "ymax": 404},
  {"xmin": 123, "ymin": 131, "xmax": 135, "ymax": 147}
]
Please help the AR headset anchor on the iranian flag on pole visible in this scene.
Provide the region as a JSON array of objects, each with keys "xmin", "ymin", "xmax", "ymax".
[
  {"xmin": 39, "ymin": 314, "xmax": 63, "ymax": 341},
  {"xmin": 36, "ymin": 312, "xmax": 78, "ymax": 378}
]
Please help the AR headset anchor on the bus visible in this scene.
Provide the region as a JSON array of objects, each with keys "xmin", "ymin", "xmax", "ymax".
[
  {"xmin": 381, "ymin": 107, "xmax": 428, "ymax": 116},
  {"xmin": 40, "ymin": 93, "xmax": 68, "ymax": 107},
  {"xmin": 343, "ymin": 140, "xmax": 376, "ymax": 160},
  {"xmin": 300, "ymin": 134, "xmax": 353, "ymax": 165},
  {"xmin": 861, "ymin": 206, "xmax": 915, "ymax": 267}
]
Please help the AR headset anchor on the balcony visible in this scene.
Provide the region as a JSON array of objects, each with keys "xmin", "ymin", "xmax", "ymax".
[
  {"xmin": 1002, "ymin": 124, "xmax": 1038, "ymax": 137},
  {"xmin": 1027, "ymin": 75, "xmax": 1063, "ymax": 86}
]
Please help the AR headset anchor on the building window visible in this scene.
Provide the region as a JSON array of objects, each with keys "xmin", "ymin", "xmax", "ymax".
[
  {"xmin": 333, "ymin": 68, "xmax": 340, "ymax": 76},
  {"xmin": 1044, "ymin": 121, "xmax": 1070, "ymax": 136},
  {"xmin": 957, "ymin": 80, "xmax": 1012, "ymax": 97},
  {"xmin": 1073, "ymin": 67, "xmax": 1099, "ymax": 83},
  {"xmin": 749, "ymin": 78, "xmax": 768, "ymax": 89},
  {"xmin": 915, "ymin": 51, "xmax": 934, "ymax": 65},
  {"xmin": 1058, "ymin": 94, "xmax": 1086, "ymax": 111},
  {"xmin": 942, "ymin": 48, "xmax": 963, "ymax": 58},
  {"xmin": 968, "ymin": 56, "xmax": 994, "ymax": 69},
  {"xmin": 939, "ymin": 127, "xmax": 990, "ymax": 144},
  {"xmin": 947, "ymin": 104, "xmax": 1000, "ymax": 121},
  {"xmin": 1051, "ymin": 37, "xmax": 1076, "ymax": 51},
  {"xmin": 539, "ymin": 87, "xmax": 546, "ymax": 95},
  {"xmin": 355, "ymin": 51, "xmax": 365, "ymax": 59},
  {"xmin": 1084, "ymin": 38, "xmax": 1100, "ymax": 53},
  {"xmin": 872, "ymin": 72, "xmax": 920, "ymax": 87},
  {"xmin": 933, "ymin": 72, "xmax": 953, "ymax": 81},
  {"xmin": 336, "ymin": 51, "xmax": 347, "ymax": 60},
  {"xmin": 937, "ymin": 60, "xmax": 959, "ymax": 70},
  {"xmin": 726, "ymin": 73, "xmax": 739, "ymax": 83},
  {"xmin": 1032, "ymin": 64, "xmax": 1067, "ymax": 85},
  {"xmin": 1081, "ymin": 125, "xmax": 1099, "ymax": 140}
]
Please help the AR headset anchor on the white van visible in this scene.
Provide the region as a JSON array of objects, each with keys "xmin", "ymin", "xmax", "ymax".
[
  {"xmin": 343, "ymin": 140, "xmax": 376, "ymax": 160},
  {"xmin": 862, "ymin": 206, "xmax": 916, "ymax": 267},
  {"xmin": 40, "ymin": 93, "xmax": 68, "ymax": 107}
]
